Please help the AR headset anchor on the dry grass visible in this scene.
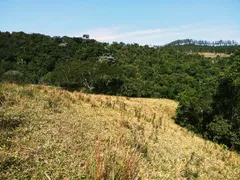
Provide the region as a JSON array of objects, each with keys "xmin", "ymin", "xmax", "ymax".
[
  {"xmin": 0, "ymin": 83, "xmax": 240, "ymax": 179},
  {"xmin": 198, "ymin": 52, "xmax": 231, "ymax": 58}
]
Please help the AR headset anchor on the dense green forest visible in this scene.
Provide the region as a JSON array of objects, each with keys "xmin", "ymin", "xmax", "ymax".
[{"xmin": 1, "ymin": 31, "xmax": 240, "ymax": 150}]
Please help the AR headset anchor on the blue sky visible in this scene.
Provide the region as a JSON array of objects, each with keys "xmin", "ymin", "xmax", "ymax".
[{"xmin": 1, "ymin": 0, "xmax": 240, "ymax": 45}]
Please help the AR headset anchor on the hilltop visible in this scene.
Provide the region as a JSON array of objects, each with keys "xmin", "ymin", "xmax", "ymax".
[
  {"xmin": 1, "ymin": 83, "xmax": 240, "ymax": 179},
  {"xmin": 165, "ymin": 39, "xmax": 239, "ymax": 58}
]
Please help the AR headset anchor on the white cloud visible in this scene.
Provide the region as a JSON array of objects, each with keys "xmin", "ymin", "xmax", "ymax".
[
  {"xmin": 72, "ymin": 25, "xmax": 240, "ymax": 45},
  {"xmin": 88, "ymin": 28, "xmax": 164, "ymax": 41}
]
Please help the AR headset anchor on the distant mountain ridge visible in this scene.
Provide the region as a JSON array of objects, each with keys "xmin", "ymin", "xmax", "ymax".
[{"xmin": 166, "ymin": 39, "xmax": 239, "ymax": 47}]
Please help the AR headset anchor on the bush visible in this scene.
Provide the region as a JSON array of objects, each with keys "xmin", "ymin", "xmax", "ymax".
[{"xmin": 1, "ymin": 70, "xmax": 26, "ymax": 84}]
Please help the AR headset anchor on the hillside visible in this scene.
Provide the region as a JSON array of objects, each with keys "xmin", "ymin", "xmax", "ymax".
[
  {"xmin": 0, "ymin": 32, "xmax": 232, "ymax": 98},
  {"xmin": 1, "ymin": 83, "xmax": 240, "ymax": 179}
]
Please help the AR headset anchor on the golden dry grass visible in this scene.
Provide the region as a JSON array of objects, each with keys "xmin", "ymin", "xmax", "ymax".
[
  {"xmin": 198, "ymin": 52, "xmax": 231, "ymax": 58},
  {"xmin": 0, "ymin": 83, "xmax": 240, "ymax": 179}
]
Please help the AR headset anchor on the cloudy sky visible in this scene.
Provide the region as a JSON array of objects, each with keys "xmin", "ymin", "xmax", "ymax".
[{"xmin": 1, "ymin": 0, "xmax": 240, "ymax": 45}]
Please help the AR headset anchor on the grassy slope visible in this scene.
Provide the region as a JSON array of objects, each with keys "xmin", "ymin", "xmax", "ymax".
[{"xmin": 0, "ymin": 84, "xmax": 240, "ymax": 179}]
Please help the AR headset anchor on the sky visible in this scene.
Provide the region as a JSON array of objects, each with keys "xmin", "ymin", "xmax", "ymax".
[{"xmin": 1, "ymin": 0, "xmax": 240, "ymax": 45}]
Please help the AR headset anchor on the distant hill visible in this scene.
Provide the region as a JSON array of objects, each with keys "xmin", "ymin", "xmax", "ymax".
[
  {"xmin": 1, "ymin": 83, "xmax": 240, "ymax": 179},
  {"xmin": 165, "ymin": 39, "xmax": 239, "ymax": 54},
  {"xmin": 167, "ymin": 39, "xmax": 239, "ymax": 46}
]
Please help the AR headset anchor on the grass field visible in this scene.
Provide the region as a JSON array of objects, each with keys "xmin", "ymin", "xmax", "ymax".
[
  {"xmin": 198, "ymin": 52, "xmax": 231, "ymax": 58},
  {"xmin": 0, "ymin": 83, "xmax": 240, "ymax": 179}
]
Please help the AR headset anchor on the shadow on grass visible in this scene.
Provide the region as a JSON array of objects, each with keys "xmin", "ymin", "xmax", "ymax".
[{"xmin": 0, "ymin": 116, "xmax": 23, "ymax": 149}]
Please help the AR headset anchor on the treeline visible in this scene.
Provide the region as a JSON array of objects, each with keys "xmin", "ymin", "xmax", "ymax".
[
  {"xmin": 167, "ymin": 39, "xmax": 239, "ymax": 46},
  {"xmin": 166, "ymin": 39, "xmax": 239, "ymax": 54},
  {"xmin": 0, "ymin": 31, "xmax": 240, "ymax": 150}
]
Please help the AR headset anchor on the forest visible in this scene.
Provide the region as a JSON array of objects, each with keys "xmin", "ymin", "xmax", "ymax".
[{"xmin": 1, "ymin": 31, "xmax": 240, "ymax": 151}]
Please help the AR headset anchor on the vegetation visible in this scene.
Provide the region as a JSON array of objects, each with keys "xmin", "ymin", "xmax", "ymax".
[
  {"xmin": 0, "ymin": 31, "xmax": 236, "ymax": 98},
  {"xmin": 1, "ymin": 83, "xmax": 240, "ymax": 179},
  {"xmin": 175, "ymin": 50, "xmax": 240, "ymax": 151},
  {"xmin": 1, "ymin": 31, "xmax": 240, "ymax": 177}
]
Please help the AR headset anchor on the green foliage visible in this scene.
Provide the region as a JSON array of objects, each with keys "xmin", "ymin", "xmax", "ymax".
[
  {"xmin": 206, "ymin": 116, "xmax": 232, "ymax": 142},
  {"xmin": 1, "ymin": 70, "xmax": 25, "ymax": 84},
  {"xmin": 0, "ymin": 31, "xmax": 235, "ymax": 98},
  {"xmin": 210, "ymin": 49, "xmax": 240, "ymax": 147},
  {"xmin": 176, "ymin": 49, "xmax": 240, "ymax": 150}
]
